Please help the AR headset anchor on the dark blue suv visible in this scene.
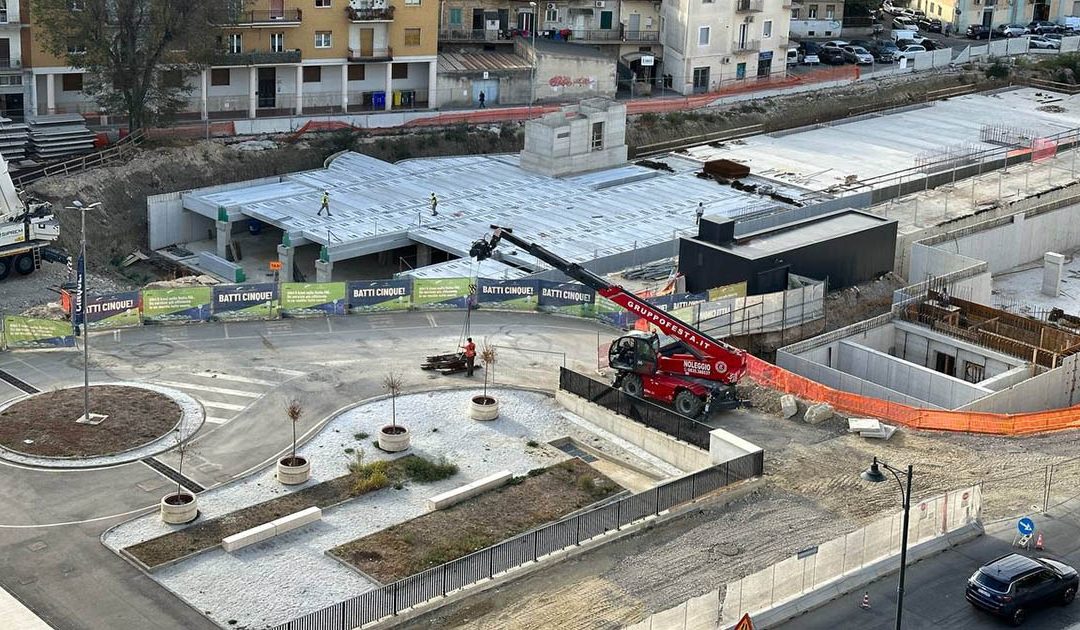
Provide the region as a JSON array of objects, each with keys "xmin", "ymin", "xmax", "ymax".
[{"xmin": 967, "ymin": 554, "xmax": 1078, "ymax": 626}]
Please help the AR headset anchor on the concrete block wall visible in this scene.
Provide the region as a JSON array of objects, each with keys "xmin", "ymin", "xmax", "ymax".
[
  {"xmin": 426, "ymin": 471, "xmax": 512, "ymax": 511},
  {"xmin": 222, "ymin": 506, "xmax": 323, "ymax": 552},
  {"xmin": 624, "ymin": 590, "xmax": 719, "ymax": 630},
  {"xmin": 837, "ymin": 340, "xmax": 992, "ymax": 409}
]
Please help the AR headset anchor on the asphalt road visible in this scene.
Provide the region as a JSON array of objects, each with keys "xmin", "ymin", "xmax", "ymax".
[
  {"xmin": 0, "ymin": 310, "xmax": 611, "ymax": 630},
  {"xmin": 775, "ymin": 499, "xmax": 1080, "ymax": 630}
]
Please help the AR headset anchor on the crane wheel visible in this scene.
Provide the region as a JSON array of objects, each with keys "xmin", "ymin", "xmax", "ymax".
[
  {"xmin": 621, "ymin": 374, "xmax": 643, "ymax": 398},
  {"xmin": 14, "ymin": 253, "xmax": 34, "ymax": 276},
  {"xmin": 674, "ymin": 390, "xmax": 705, "ymax": 417},
  {"xmin": 0, "ymin": 256, "xmax": 10, "ymax": 280}
]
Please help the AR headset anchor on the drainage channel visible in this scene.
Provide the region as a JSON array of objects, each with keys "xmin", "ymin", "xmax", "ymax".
[
  {"xmin": 141, "ymin": 457, "xmax": 206, "ymax": 493},
  {"xmin": 553, "ymin": 441, "xmax": 598, "ymax": 463},
  {"xmin": 0, "ymin": 370, "xmax": 40, "ymax": 395}
]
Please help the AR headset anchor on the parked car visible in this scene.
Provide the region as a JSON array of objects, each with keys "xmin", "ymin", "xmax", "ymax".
[
  {"xmin": 848, "ymin": 39, "xmax": 876, "ymax": 49},
  {"xmin": 787, "ymin": 46, "xmax": 800, "ymax": 65},
  {"xmin": 896, "ymin": 35, "xmax": 930, "ymax": 47},
  {"xmin": 821, "ymin": 39, "xmax": 851, "ymax": 49},
  {"xmin": 919, "ymin": 17, "xmax": 944, "ymax": 32},
  {"xmin": 1027, "ymin": 20, "xmax": 1063, "ymax": 34},
  {"xmin": 818, "ymin": 46, "xmax": 847, "ymax": 64},
  {"xmin": 1026, "ymin": 34, "xmax": 1061, "ymax": 49},
  {"xmin": 896, "ymin": 44, "xmax": 927, "ymax": 61},
  {"xmin": 911, "ymin": 9, "xmax": 926, "ymax": 18},
  {"xmin": 868, "ymin": 40, "xmax": 899, "ymax": 62},
  {"xmin": 966, "ymin": 554, "xmax": 1078, "ymax": 626},
  {"xmin": 893, "ymin": 16, "xmax": 920, "ymax": 31},
  {"xmin": 966, "ymin": 24, "xmax": 992, "ymax": 39},
  {"xmin": 798, "ymin": 41, "xmax": 821, "ymax": 64},
  {"xmin": 842, "ymin": 45, "xmax": 875, "ymax": 64},
  {"xmin": 997, "ymin": 24, "xmax": 1028, "ymax": 37}
]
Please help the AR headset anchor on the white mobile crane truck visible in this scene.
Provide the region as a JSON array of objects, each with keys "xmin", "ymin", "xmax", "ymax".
[{"xmin": 0, "ymin": 153, "xmax": 63, "ymax": 281}]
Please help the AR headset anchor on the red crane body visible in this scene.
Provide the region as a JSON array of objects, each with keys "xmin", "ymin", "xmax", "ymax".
[{"xmin": 470, "ymin": 226, "xmax": 747, "ymax": 416}]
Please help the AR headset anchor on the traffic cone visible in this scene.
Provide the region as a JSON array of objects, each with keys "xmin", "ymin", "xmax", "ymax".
[
  {"xmin": 1036, "ymin": 532, "xmax": 1045, "ymax": 550},
  {"xmin": 860, "ymin": 592, "xmax": 871, "ymax": 609}
]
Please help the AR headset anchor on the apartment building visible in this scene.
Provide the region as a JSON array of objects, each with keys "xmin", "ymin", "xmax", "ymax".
[
  {"xmin": 662, "ymin": 0, "xmax": 790, "ymax": 95},
  {"xmin": 24, "ymin": 0, "xmax": 439, "ymax": 120},
  {"xmin": 0, "ymin": 0, "xmax": 22, "ymax": 118},
  {"xmin": 788, "ymin": 0, "xmax": 844, "ymax": 38}
]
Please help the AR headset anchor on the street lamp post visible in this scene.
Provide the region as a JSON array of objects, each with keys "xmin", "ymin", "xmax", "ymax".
[
  {"xmin": 860, "ymin": 457, "xmax": 914, "ymax": 630},
  {"xmin": 68, "ymin": 200, "xmax": 102, "ymax": 423},
  {"xmin": 529, "ymin": 1, "xmax": 537, "ymax": 112}
]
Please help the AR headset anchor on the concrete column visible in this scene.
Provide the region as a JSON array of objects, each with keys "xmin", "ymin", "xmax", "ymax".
[
  {"xmin": 200, "ymin": 69, "xmax": 208, "ymax": 120},
  {"xmin": 427, "ymin": 60, "xmax": 438, "ymax": 108},
  {"xmin": 340, "ymin": 62, "xmax": 348, "ymax": 112},
  {"xmin": 277, "ymin": 244, "xmax": 294, "ymax": 283},
  {"xmin": 295, "ymin": 65, "xmax": 304, "ymax": 115},
  {"xmin": 416, "ymin": 243, "xmax": 431, "ymax": 267},
  {"xmin": 384, "ymin": 62, "xmax": 393, "ymax": 111},
  {"xmin": 248, "ymin": 67, "xmax": 257, "ymax": 119},
  {"xmin": 1043, "ymin": 252, "xmax": 1065, "ymax": 297},
  {"xmin": 28, "ymin": 72, "xmax": 38, "ymax": 116},
  {"xmin": 216, "ymin": 221, "xmax": 231, "ymax": 260},
  {"xmin": 315, "ymin": 259, "xmax": 333, "ymax": 283},
  {"xmin": 45, "ymin": 73, "xmax": 55, "ymax": 114}
]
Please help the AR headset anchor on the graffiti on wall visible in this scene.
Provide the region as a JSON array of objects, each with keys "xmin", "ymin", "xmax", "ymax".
[{"xmin": 547, "ymin": 76, "xmax": 596, "ymax": 88}]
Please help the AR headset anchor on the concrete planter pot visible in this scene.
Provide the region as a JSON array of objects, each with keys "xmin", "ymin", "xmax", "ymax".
[
  {"xmin": 277, "ymin": 456, "xmax": 311, "ymax": 485},
  {"xmin": 469, "ymin": 395, "xmax": 499, "ymax": 421},
  {"xmin": 160, "ymin": 491, "xmax": 198, "ymax": 524},
  {"xmin": 379, "ymin": 425, "xmax": 410, "ymax": 452}
]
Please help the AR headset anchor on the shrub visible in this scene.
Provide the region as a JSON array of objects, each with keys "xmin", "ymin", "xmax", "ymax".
[
  {"xmin": 985, "ymin": 59, "xmax": 1010, "ymax": 80},
  {"xmin": 638, "ymin": 112, "xmax": 659, "ymax": 126},
  {"xmin": 401, "ymin": 456, "xmax": 458, "ymax": 482},
  {"xmin": 525, "ymin": 440, "xmax": 540, "ymax": 448},
  {"xmin": 353, "ymin": 470, "xmax": 390, "ymax": 494},
  {"xmin": 354, "ymin": 432, "xmax": 369, "ymax": 440},
  {"xmin": 344, "ymin": 447, "xmax": 354, "ymax": 454}
]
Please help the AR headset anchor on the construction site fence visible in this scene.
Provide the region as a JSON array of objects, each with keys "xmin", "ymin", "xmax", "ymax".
[
  {"xmin": 718, "ymin": 484, "xmax": 981, "ymax": 624},
  {"xmin": 270, "ymin": 454, "xmax": 763, "ymax": 630},
  {"xmin": 558, "ymin": 367, "xmax": 714, "ymax": 449}
]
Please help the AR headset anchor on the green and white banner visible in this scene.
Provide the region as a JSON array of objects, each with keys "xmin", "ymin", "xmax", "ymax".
[
  {"xmin": 2, "ymin": 316, "xmax": 76, "ymax": 349},
  {"xmin": 142, "ymin": 287, "xmax": 212, "ymax": 324},
  {"xmin": 280, "ymin": 282, "xmax": 347, "ymax": 317},
  {"xmin": 413, "ymin": 278, "xmax": 472, "ymax": 310}
]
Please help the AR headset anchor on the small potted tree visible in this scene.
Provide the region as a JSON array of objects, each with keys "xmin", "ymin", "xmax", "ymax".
[
  {"xmin": 469, "ymin": 341, "xmax": 499, "ymax": 420},
  {"xmin": 160, "ymin": 429, "xmax": 198, "ymax": 524},
  {"xmin": 378, "ymin": 372, "xmax": 410, "ymax": 452},
  {"xmin": 277, "ymin": 400, "xmax": 311, "ymax": 485}
]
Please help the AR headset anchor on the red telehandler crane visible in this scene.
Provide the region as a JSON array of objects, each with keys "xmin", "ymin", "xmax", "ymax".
[{"xmin": 470, "ymin": 226, "xmax": 748, "ymax": 417}]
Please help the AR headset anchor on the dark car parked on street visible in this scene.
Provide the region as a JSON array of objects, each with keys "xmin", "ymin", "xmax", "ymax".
[
  {"xmin": 818, "ymin": 46, "xmax": 847, "ymax": 65},
  {"xmin": 966, "ymin": 554, "xmax": 1078, "ymax": 626},
  {"xmin": 867, "ymin": 40, "xmax": 899, "ymax": 62},
  {"xmin": 966, "ymin": 24, "xmax": 992, "ymax": 39},
  {"xmin": 1027, "ymin": 20, "xmax": 1063, "ymax": 34},
  {"xmin": 919, "ymin": 17, "xmax": 944, "ymax": 32}
]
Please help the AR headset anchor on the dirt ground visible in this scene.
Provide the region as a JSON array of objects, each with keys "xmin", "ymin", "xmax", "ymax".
[
  {"xmin": 0, "ymin": 385, "xmax": 179, "ymax": 457},
  {"xmin": 330, "ymin": 459, "xmax": 618, "ymax": 583}
]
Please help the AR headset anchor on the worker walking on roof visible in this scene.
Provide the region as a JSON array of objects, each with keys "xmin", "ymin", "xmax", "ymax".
[
  {"xmin": 430, "ymin": 192, "xmax": 439, "ymax": 216},
  {"xmin": 461, "ymin": 337, "xmax": 476, "ymax": 376},
  {"xmin": 696, "ymin": 202, "xmax": 704, "ymax": 225},
  {"xmin": 318, "ymin": 190, "xmax": 332, "ymax": 217}
]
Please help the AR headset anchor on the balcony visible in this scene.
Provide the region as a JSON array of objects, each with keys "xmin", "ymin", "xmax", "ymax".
[
  {"xmin": 736, "ymin": 0, "xmax": 764, "ymax": 12},
  {"xmin": 348, "ymin": 46, "xmax": 393, "ymax": 61},
  {"xmin": 439, "ymin": 29, "xmax": 514, "ymax": 42},
  {"xmin": 347, "ymin": 6, "xmax": 394, "ymax": 22},
  {"xmin": 732, "ymin": 39, "xmax": 761, "ymax": 52},
  {"xmin": 0, "ymin": 58, "xmax": 20, "ymax": 71},
  {"xmin": 222, "ymin": 49, "xmax": 302, "ymax": 65},
  {"xmin": 622, "ymin": 29, "xmax": 660, "ymax": 43},
  {"xmin": 222, "ymin": 9, "xmax": 303, "ymax": 27}
]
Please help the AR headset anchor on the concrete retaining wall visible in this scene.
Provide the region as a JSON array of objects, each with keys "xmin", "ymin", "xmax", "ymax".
[
  {"xmin": 222, "ymin": 506, "xmax": 322, "ymax": 552},
  {"xmin": 708, "ymin": 428, "xmax": 762, "ymax": 466},
  {"xmin": 776, "ymin": 350, "xmax": 941, "ymax": 408},
  {"xmin": 426, "ymin": 471, "xmax": 512, "ymax": 511},
  {"xmin": 836, "ymin": 339, "xmax": 991, "ymax": 408},
  {"xmin": 957, "ymin": 354, "xmax": 1080, "ymax": 413},
  {"xmin": 555, "ymin": 390, "xmax": 711, "ymax": 472}
]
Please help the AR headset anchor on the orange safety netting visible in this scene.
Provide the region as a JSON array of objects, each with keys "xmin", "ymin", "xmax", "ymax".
[{"xmin": 746, "ymin": 356, "xmax": 1080, "ymax": 435}]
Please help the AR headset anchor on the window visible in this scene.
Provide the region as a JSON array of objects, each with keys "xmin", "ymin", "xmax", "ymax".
[
  {"xmin": 1075, "ymin": 1, "xmax": 1080, "ymax": 15},
  {"xmin": 347, "ymin": 64, "xmax": 365, "ymax": 81},
  {"xmin": 937, "ymin": 6, "xmax": 942, "ymax": 15},
  {"xmin": 545, "ymin": 7, "xmax": 557, "ymax": 21},
  {"xmin": 404, "ymin": 0, "xmax": 420, "ymax": 5},
  {"xmin": 67, "ymin": 43, "xmax": 87, "ymax": 55},
  {"xmin": 69, "ymin": 0, "xmax": 84, "ymax": 9},
  {"xmin": 228, "ymin": 33, "xmax": 242, "ymax": 54},
  {"xmin": 930, "ymin": 2, "xmax": 935, "ymax": 11},
  {"xmin": 763, "ymin": 19, "xmax": 772, "ymax": 37},
  {"xmin": 449, "ymin": 7, "xmax": 462, "ymax": 25},
  {"xmin": 698, "ymin": 26, "xmax": 710, "ymax": 45},
  {"xmin": 591, "ymin": 121, "xmax": 604, "ymax": 151},
  {"xmin": 161, "ymin": 69, "xmax": 183, "ymax": 88},
  {"xmin": 807, "ymin": 4, "xmax": 817, "ymax": 17},
  {"xmin": 703, "ymin": 0, "xmax": 714, "ymax": 4},
  {"xmin": 314, "ymin": 31, "xmax": 332, "ymax": 48},
  {"xmin": 964, "ymin": 362, "xmax": 985, "ymax": 383},
  {"xmin": 692, "ymin": 66, "xmax": 709, "ymax": 92},
  {"xmin": 303, "ymin": 66, "xmax": 321, "ymax": 83},
  {"xmin": 825, "ymin": 4, "xmax": 834, "ymax": 18},
  {"xmin": 392, "ymin": 64, "xmax": 407, "ymax": 79},
  {"xmin": 791, "ymin": 8, "xmax": 800, "ymax": 18},
  {"xmin": 315, "ymin": 0, "xmax": 330, "ymax": 7},
  {"xmin": 404, "ymin": 27, "xmax": 421, "ymax": 46},
  {"xmin": 211, "ymin": 68, "xmax": 230, "ymax": 86},
  {"xmin": 270, "ymin": 33, "xmax": 284, "ymax": 52},
  {"xmin": 61, "ymin": 72, "xmax": 82, "ymax": 91}
]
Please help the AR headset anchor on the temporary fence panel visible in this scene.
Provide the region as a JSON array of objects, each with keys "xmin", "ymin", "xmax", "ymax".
[{"xmin": 1063, "ymin": 36, "xmax": 1080, "ymax": 53}]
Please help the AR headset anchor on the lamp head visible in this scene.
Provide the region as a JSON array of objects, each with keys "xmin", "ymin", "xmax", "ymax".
[{"xmin": 860, "ymin": 457, "xmax": 887, "ymax": 484}]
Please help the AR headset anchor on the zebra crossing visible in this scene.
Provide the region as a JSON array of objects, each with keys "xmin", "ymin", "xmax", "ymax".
[{"xmin": 153, "ymin": 366, "xmax": 305, "ymax": 425}]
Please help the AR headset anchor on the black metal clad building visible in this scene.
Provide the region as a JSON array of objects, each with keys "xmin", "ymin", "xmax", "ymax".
[{"xmin": 678, "ymin": 209, "xmax": 898, "ymax": 294}]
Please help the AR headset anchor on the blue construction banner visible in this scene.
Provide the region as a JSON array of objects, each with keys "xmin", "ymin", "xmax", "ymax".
[
  {"xmin": 211, "ymin": 283, "xmax": 279, "ymax": 321},
  {"xmin": 537, "ymin": 281, "xmax": 595, "ymax": 317},
  {"xmin": 72, "ymin": 254, "xmax": 85, "ymax": 328},
  {"xmin": 476, "ymin": 279, "xmax": 539, "ymax": 311},
  {"xmin": 86, "ymin": 291, "xmax": 142, "ymax": 330},
  {"xmin": 280, "ymin": 282, "xmax": 347, "ymax": 317},
  {"xmin": 348, "ymin": 279, "xmax": 411, "ymax": 312}
]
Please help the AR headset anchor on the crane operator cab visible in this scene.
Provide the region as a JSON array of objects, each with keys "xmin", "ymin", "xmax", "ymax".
[{"xmin": 608, "ymin": 331, "xmax": 659, "ymax": 375}]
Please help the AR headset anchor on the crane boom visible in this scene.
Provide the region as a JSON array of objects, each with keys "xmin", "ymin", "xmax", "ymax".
[{"xmin": 470, "ymin": 226, "xmax": 747, "ymax": 385}]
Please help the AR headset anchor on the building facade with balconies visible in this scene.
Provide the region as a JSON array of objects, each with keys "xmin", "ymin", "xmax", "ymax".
[
  {"xmin": 661, "ymin": 0, "xmax": 789, "ymax": 95},
  {"xmin": 23, "ymin": 0, "xmax": 439, "ymax": 121},
  {"xmin": 0, "ymin": 0, "xmax": 22, "ymax": 117}
]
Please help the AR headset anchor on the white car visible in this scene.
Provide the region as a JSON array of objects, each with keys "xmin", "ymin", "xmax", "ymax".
[
  {"xmin": 821, "ymin": 39, "xmax": 850, "ymax": 49},
  {"xmin": 896, "ymin": 44, "xmax": 926, "ymax": 60},
  {"xmin": 842, "ymin": 45, "xmax": 875, "ymax": 64},
  {"xmin": 893, "ymin": 16, "xmax": 921, "ymax": 31},
  {"xmin": 1026, "ymin": 34, "xmax": 1061, "ymax": 49},
  {"xmin": 997, "ymin": 24, "xmax": 1027, "ymax": 37}
]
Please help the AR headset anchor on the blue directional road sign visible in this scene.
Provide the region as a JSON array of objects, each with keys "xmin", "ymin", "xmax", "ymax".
[{"xmin": 1018, "ymin": 517, "xmax": 1035, "ymax": 536}]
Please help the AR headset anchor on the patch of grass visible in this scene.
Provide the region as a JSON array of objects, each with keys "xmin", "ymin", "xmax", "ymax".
[
  {"xmin": 985, "ymin": 58, "xmax": 1010, "ymax": 80},
  {"xmin": 344, "ymin": 447, "xmax": 354, "ymax": 454},
  {"xmin": 525, "ymin": 440, "xmax": 540, "ymax": 448},
  {"xmin": 354, "ymin": 432, "xmax": 369, "ymax": 440},
  {"xmin": 400, "ymin": 456, "xmax": 458, "ymax": 482},
  {"xmin": 420, "ymin": 533, "xmax": 492, "ymax": 567}
]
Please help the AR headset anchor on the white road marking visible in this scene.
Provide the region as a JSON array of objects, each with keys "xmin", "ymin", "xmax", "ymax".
[
  {"xmin": 0, "ymin": 584, "xmax": 55, "ymax": 628},
  {"xmin": 185, "ymin": 373, "xmax": 277, "ymax": 387},
  {"xmin": 153, "ymin": 381, "xmax": 261, "ymax": 398},
  {"xmin": 199, "ymin": 400, "xmax": 247, "ymax": 412},
  {"xmin": 426, "ymin": 314, "xmax": 438, "ymax": 328},
  {"xmin": 251, "ymin": 366, "xmax": 306, "ymax": 377},
  {"xmin": 204, "ymin": 416, "xmax": 232, "ymax": 424},
  {"xmin": 0, "ymin": 504, "xmax": 157, "ymax": 529},
  {"xmin": 312, "ymin": 359, "xmax": 365, "ymax": 366}
]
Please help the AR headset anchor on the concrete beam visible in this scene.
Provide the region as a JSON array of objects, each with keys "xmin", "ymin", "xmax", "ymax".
[{"xmin": 315, "ymin": 259, "xmax": 333, "ymax": 283}]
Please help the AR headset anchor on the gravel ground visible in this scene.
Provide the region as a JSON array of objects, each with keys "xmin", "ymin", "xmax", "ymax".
[
  {"xmin": 103, "ymin": 388, "xmax": 678, "ymax": 630},
  {"xmin": 0, "ymin": 383, "xmax": 201, "ymax": 468},
  {"xmin": 1, "ymin": 261, "xmax": 132, "ymax": 316}
]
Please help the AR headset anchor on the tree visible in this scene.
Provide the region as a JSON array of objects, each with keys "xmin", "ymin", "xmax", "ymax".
[
  {"xmin": 31, "ymin": 0, "xmax": 232, "ymax": 130},
  {"xmin": 285, "ymin": 399, "xmax": 303, "ymax": 465},
  {"xmin": 383, "ymin": 372, "xmax": 403, "ymax": 430},
  {"xmin": 479, "ymin": 340, "xmax": 497, "ymax": 401}
]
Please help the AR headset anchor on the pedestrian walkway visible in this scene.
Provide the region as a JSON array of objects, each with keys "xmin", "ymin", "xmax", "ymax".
[
  {"xmin": 0, "ymin": 586, "xmax": 53, "ymax": 630},
  {"xmin": 152, "ymin": 369, "xmax": 300, "ymax": 425}
]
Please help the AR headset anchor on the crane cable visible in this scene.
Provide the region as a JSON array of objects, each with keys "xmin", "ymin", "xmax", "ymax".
[{"xmin": 457, "ymin": 257, "xmax": 482, "ymax": 353}]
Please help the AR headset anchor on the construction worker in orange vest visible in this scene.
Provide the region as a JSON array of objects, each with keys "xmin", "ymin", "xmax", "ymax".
[{"xmin": 461, "ymin": 337, "xmax": 476, "ymax": 376}]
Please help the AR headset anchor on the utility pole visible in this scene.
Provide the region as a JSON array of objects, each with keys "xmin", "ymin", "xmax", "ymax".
[
  {"xmin": 529, "ymin": 1, "xmax": 538, "ymax": 114},
  {"xmin": 70, "ymin": 200, "xmax": 101, "ymax": 422}
]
